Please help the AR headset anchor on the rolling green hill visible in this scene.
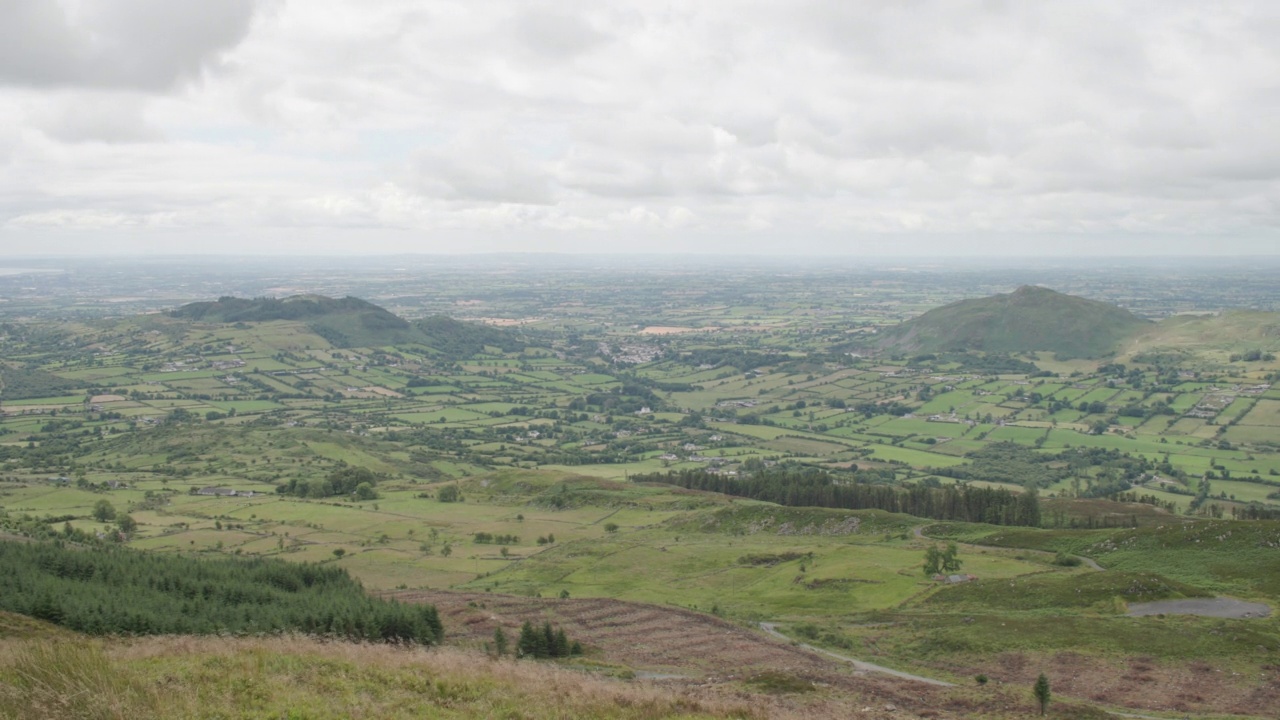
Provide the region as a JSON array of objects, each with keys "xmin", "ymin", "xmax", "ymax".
[
  {"xmin": 873, "ymin": 285, "xmax": 1150, "ymax": 358},
  {"xmin": 170, "ymin": 295, "xmax": 392, "ymax": 324},
  {"xmin": 169, "ymin": 295, "xmax": 524, "ymax": 353},
  {"xmin": 171, "ymin": 295, "xmax": 420, "ymax": 348}
]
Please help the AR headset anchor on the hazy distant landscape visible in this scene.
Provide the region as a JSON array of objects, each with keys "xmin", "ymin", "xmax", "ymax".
[{"xmin": 0, "ymin": 255, "xmax": 1278, "ymax": 719}]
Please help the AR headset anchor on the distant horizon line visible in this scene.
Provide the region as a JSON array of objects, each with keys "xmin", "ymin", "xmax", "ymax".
[{"xmin": 3, "ymin": 252, "xmax": 1280, "ymax": 261}]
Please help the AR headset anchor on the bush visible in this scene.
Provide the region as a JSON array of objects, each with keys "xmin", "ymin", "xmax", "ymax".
[{"xmin": 1052, "ymin": 551, "xmax": 1082, "ymax": 567}]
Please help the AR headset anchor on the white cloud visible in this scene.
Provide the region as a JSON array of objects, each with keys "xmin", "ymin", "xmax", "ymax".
[
  {"xmin": 0, "ymin": 0, "xmax": 264, "ymax": 91},
  {"xmin": 0, "ymin": 0, "xmax": 1278, "ymax": 255}
]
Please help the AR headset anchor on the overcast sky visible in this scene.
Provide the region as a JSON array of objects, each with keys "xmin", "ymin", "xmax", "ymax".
[{"xmin": 1, "ymin": 0, "xmax": 1278, "ymax": 257}]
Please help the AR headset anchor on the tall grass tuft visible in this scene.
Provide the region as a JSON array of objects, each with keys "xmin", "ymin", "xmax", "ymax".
[{"xmin": 0, "ymin": 640, "xmax": 159, "ymax": 720}]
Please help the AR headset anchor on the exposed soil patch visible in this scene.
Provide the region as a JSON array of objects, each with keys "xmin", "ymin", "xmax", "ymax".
[
  {"xmin": 944, "ymin": 651, "xmax": 1280, "ymax": 717},
  {"xmin": 390, "ymin": 589, "xmax": 1279, "ymax": 717},
  {"xmin": 1127, "ymin": 598, "xmax": 1271, "ymax": 619},
  {"xmin": 388, "ymin": 589, "xmax": 975, "ymax": 717}
]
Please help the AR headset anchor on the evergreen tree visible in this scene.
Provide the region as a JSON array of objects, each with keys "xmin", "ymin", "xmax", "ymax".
[
  {"xmin": 541, "ymin": 622, "xmax": 556, "ymax": 657},
  {"xmin": 1033, "ymin": 673, "xmax": 1051, "ymax": 716},
  {"xmin": 517, "ymin": 621, "xmax": 540, "ymax": 658}
]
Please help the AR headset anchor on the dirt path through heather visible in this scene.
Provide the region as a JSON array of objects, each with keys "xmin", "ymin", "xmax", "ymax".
[{"xmin": 758, "ymin": 622, "xmax": 953, "ymax": 686}]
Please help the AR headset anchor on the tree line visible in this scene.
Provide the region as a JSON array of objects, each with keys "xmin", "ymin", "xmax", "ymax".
[
  {"xmin": 0, "ymin": 539, "xmax": 442, "ymax": 644},
  {"xmin": 634, "ymin": 466, "xmax": 1042, "ymax": 527}
]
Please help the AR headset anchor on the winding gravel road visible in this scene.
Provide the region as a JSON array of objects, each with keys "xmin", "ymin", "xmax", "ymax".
[{"xmin": 758, "ymin": 622, "xmax": 954, "ymax": 686}]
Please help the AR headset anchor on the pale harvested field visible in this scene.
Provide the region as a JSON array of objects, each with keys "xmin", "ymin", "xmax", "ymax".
[
  {"xmin": 639, "ymin": 326, "xmax": 715, "ymax": 335},
  {"xmin": 474, "ymin": 317, "xmax": 539, "ymax": 326}
]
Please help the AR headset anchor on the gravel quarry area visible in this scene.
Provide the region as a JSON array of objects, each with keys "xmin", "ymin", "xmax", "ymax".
[{"xmin": 1127, "ymin": 598, "xmax": 1272, "ymax": 618}]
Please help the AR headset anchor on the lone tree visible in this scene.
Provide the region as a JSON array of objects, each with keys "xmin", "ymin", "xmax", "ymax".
[
  {"xmin": 115, "ymin": 514, "xmax": 137, "ymax": 534},
  {"xmin": 1033, "ymin": 673, "xmax": 1051, "ymax": 716},
  {"xmin": 92, "ymin": 499, "xmax": 116, "ymax": 522}
]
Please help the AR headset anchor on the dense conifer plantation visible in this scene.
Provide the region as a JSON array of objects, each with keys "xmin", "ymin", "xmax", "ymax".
[
  {"xmin": 636, "ymin": 467, "xmax": 1042, "ymax": 527},
  {"xmin": 0, "ymin": 540, "xmax": 442, "ymax": 644}
]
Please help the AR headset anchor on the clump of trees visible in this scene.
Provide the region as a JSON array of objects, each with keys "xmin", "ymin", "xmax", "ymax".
[
  {"xmin": 515, "ymin": 620, "xmax": 582, "ymax": 659},
  {"xmin": 923, "ymin": 542, "xmax": 962, "ymax": 576},
  {"xmin": 935, "ymin": 442, "xmax": 1064, "ymax": 489},
  {"xmin": 277, "ymin": 465, "xmax": 380, "ymax": 500},
  {"xmin": 473, "ymin": 532, "xmax": 519, "ymax": 544},
  {"xmin": 0, "ymin": 539, "xmax": 442, "ymax": 644}
]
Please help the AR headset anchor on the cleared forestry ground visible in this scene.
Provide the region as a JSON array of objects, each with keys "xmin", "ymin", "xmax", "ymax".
[{"xmin": 391, "ymin": 588, "xmax": 1280, "ymax": 720}]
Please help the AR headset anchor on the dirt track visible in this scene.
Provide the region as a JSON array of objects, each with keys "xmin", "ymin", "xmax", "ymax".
[{"xmin": 759, "ymin": 622, "xmax": 953, "ymax": 686}]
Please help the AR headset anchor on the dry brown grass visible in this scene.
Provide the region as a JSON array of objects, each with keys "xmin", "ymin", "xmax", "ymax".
[
  {"xmin": 0, "ymin": 635, "xmax": 774, "ymax": 720},
  {"xmin": 0, "ymin": 632, "xmax": 1141, "ymax": 719}
]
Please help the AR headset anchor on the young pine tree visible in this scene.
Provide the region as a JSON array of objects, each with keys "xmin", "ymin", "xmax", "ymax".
[
  {"xmin": 1033, "ymin": 673, "xmax": 1051, "ymax": 716},
  {"xmin": 552, "ymin": 628, "xmax": 570, "ymax": 657},
  {"xmin": 517, "ymin": 621, "xmax": 539, "ymax": 658}
]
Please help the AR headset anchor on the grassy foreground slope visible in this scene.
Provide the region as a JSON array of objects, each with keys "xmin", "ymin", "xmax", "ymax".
[
  {"xmin": 0, "ymin": 611, "xmax": 1122, "ymax": 720},
  {"xmin": 0, "ymin": 634, "xmax": 758, "ymax": 720}
]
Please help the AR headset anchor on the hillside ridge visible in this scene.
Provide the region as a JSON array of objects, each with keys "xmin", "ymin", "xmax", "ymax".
[
  {"xmin": 874, "ymin": 285, "xmax": 1150, "ymax": 358},
  {"xmin": 168, "ymin": 294, "xmax": 524, "ymax": 352}
]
